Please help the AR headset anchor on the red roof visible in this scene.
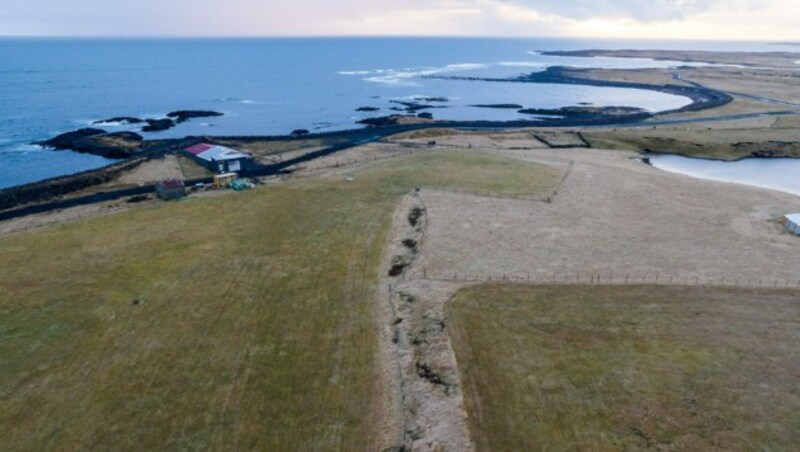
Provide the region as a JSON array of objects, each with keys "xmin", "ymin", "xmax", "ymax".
[{"xmin": 186, "ymin": 143, "xmax": 214, "ymax": 155}]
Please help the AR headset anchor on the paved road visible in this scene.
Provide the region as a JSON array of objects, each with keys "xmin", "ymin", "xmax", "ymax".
[
  {"xmin": 675, "ymin": 71, "xmax": 800, "ymax": 108},
  {"xmin": 608, "ymin": 110, "xmax": 797, "ymax": 129}
]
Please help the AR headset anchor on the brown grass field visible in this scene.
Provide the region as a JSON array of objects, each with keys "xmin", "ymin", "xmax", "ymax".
[
  {"xmin": 447, "ymin": 284, "xmax": 800, "ymax": 451},
  {"xmin": 582, "ymin": 124, "xmax": 800, "ymax": 160},
  {"xmin": 0, "ymin": 151, "xmax": 558, "ymax": 450}
]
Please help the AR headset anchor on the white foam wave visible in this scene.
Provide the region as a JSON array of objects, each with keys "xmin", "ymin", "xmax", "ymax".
[
  {"xmin": 498, "ymin": 61, "xmax": 549, "ymax": 69},
  {"xmin": 340, "ymin": 63, "xmax": 488, "ymax": 86},
  {"xmin": 337, "ymin": 69, "xmax": 388, "ymax": 76},
  {"xmin": 215, "ymin": 97, "xmax": 258, "ymax": 104},
  {"xmin": 3, "ymin": 143, "xmax": 45, "ymax": 154}
]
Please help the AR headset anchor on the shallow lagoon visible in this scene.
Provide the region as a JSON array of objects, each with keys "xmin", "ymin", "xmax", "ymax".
[{"xmin": 649, "ymin": 154, "xmax": 800, "ymax": 196}]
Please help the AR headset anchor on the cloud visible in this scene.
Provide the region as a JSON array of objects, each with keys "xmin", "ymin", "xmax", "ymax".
[
  {"xmin": 503, "ymin": 0, "xmax": 758, "ymax": 21},
  {"xmin": 0, "ymin": 0, "xmax": 795, "ymax": 39}
]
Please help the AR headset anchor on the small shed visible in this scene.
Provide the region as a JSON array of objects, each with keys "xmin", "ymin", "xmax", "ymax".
[
  {"xmin": 155, "ymin": 179, "xmax": 186, "ymax": 200},
  {"xmin": 185, "ymin": 143, "xmax": 251, "ymax": 174},
  {"xmin": 785, "ymin": 213, "xmax": 800, "ymax": 235},
  {"xmin": 214, "ymin": 172, "xmax": 237, "ymax": 188}
]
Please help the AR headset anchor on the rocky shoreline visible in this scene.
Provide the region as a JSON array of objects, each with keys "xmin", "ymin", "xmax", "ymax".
[
  {"xmin": 4, "ymin": 67, "xmax": 739, "ymax": 214},
  {"xmin": 39, "ymin": 110, "xmax": 225, "ymax": 158},
  {"xmin": 425, "ymin": 66, "xmax": 733, "ymax": 118}
]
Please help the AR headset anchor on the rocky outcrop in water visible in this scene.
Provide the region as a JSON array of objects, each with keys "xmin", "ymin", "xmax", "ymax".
[
  {"xmin": 357, "ymin": 115, "xmax": 405, "ymax": 127},
  {"xmin": 142, "ymin": 118, "xmax": 175, "ymax": 132},
  {"xmin": 166, "ymin": 110, "xmax": 224, "ymax": 123},
  {"xmin": 390, "ymin": 100, "xmax": 439, "ymax": 113},
  {"xmin": 92, "ymin": 117, "xmax": 144, "ymax": 125},
  {"xmin": 40, "ymin": 128, "xmax": 108, "ymax": 150},
  {"xmin": 518, "ymin": 106, "xmax": 648, "ymax": 117},
  {"xmin": 472, "ymin": 104, "xmax": 524, "ymax": 109},
  {"xmin": 39, "ymin": 130, "xmax": 144, "ymax": 159}
]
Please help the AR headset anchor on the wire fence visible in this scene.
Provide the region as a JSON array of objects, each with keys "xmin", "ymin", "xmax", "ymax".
[
  {"xmin": 1, "ymin": 201, "xmax": 148, "ymax": 236},
  {"xmin": 419, "ymin": 269, "xmax": 800, "ymax": 289}
]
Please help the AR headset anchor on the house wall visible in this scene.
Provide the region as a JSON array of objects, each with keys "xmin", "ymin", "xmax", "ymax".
[{"xmin": 182, "ymin": 151, "xmax": 248, "ymax": 174}]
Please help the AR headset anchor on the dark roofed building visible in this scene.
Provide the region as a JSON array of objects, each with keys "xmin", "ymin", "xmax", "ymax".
[{"xmin": 184, "ymin": 143, "xmax": 251, "ymax": 173}]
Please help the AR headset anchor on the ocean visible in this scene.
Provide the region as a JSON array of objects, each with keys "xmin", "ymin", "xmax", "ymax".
[{"xmin": 0, "ymin": 37, "xmax": 797, "ymax": 189}]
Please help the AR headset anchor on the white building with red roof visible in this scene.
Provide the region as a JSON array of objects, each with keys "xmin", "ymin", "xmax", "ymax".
[{"xmin": 184, "ymin": 143, "xmax": 251, "ymax": 173}]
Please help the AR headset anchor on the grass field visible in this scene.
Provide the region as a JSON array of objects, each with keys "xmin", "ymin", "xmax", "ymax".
[
  {"xmin": 582, "ymin": 126, "xmax": 800, "ymax": 160},
  {"xmin": 448, "ymin": 284, "xmax": 800, "ymax": 451},
  {"xmin": 0, "ymin": 151, "xmax": 559, "ymax": 450},
  {"xmin": 214, "ymin": 136, "xmax": 348, "ymax": 160},
  {"xmin": 176, "ymin": 154, "xmax": 214, "ymax": 179}
]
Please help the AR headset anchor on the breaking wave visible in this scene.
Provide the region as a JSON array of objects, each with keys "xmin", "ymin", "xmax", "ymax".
[{"xmin": 339, "ymin": 63, "xmax": 488, "ymax": 86}]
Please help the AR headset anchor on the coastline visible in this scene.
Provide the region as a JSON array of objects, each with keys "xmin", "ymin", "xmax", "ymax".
[
  {"xmin": 426, "ymin": 66, "xmax": 733, "ymax": 116},
  {"xmin": 3, "ymin": 54, "xmax": 797, "ymax": 217}
]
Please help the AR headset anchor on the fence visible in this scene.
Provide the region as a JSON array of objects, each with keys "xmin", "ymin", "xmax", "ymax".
[
  {"xmin": 418, "ymin": 269, "xmax": 800, "ymax": 289},
  {"xmin": 1, "ymin": 200, "xmax": 151, "ymax": 236}
]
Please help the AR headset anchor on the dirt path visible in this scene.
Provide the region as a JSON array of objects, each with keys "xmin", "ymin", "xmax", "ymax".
[{"xmin": 377, "ymin": 194, "xmax": 474, "ymax": 451}]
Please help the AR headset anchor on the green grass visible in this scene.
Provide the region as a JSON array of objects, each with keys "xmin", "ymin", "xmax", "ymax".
[
  {"xmin": 344, "ymin": 151, "xmax": 562, "ymax": 197},
  {"xmin": 448, "ymin": 284, "xmax": 800, "ymax": 451},
  {"xmin": 0, "ymin": 151, "xmax": 559, "ymax": 450}
]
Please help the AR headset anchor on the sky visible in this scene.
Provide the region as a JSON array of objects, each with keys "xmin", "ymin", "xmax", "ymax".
[{"xmin": 0, "ymin": 0, "xmax": 798, "ymax": 40}]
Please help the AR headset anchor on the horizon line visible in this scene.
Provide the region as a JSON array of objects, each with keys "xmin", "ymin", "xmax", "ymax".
[{"xmin": 0, "ymin": 35, "xmax": 795, "ymax": 43}]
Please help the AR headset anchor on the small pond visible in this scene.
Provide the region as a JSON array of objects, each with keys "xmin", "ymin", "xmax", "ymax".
[{"xmin": 648, "ymin": 154, "xmax": 800, "ymax": 197}]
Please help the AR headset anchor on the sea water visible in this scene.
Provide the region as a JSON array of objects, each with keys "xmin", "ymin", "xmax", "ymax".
[{"xmin": 1, "ymin": 37, "xmax": 796, "ymax": 189}]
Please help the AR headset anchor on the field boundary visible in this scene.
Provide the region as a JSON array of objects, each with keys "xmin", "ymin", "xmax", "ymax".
[{"xmin": 419, "ymin": 270, "xmax": 800, "ymax": 289}]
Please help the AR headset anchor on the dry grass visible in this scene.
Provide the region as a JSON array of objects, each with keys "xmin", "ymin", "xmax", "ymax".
[
  {"xmin": 582, "ymin": 125, "xmax": 800, "ymax": 160},
  {"xmin": 0, "ymin": 150, "xmax": 558, "ymax": 449},
  {"xmin": 565, "ymin": 50, "xmax": 800, "ymax": 69},
  {"xmin": 176, "ymin": 155, "xmax": 214, "ymax": 179},
  {"xmin": 773, "ymin": 114, "xmax": 800, "ymax": 129},
  {"xmin": 447, "ymin": 284, "xmax": 800, "ymax": 451},
  {"xmin": 214, "ymin": 137, "xmax": 343, "ymax": 160},
  {"xmin": 652, "ymin": 96, "xmax": 787, "ymax": 121}
]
